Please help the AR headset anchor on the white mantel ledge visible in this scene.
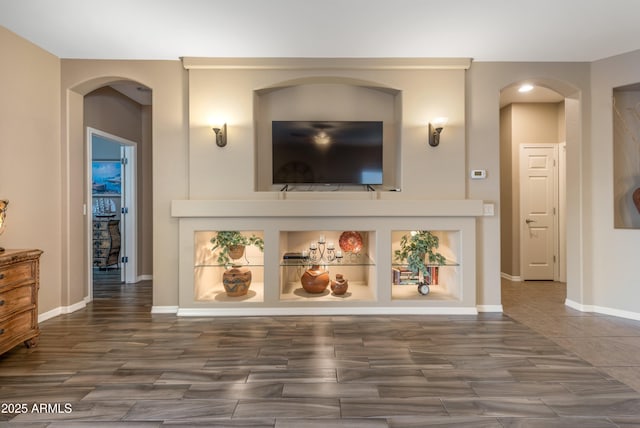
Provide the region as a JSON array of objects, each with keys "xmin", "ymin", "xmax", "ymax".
[{"xmin": 171, "ymin": 199, "xmax": 483, "ymax": 218}]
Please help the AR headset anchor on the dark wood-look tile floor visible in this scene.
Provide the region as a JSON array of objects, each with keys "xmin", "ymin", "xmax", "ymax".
[{"xmin": 1, "ymin": 278, "xmax": 640, "ymax": 426}]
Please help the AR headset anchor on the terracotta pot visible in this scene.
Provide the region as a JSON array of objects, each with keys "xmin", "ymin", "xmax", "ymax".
[
  {"xmin": 228, "ymin": 245, "xmax": 246, "ymax": 261},
  {"xmin": 330, "ymin": 273, "xmax": 349, "ymax": 295},
  {"xmin": 222, "ymin": 264, "xmax": 252, "ymax": 297},
  {"xmin": 633, "ymin": 188, "xmax": 640, "ymax": 214},
  {"xmin": 301, "ymin": 265, "xmax": 330, "ymax": 293}
]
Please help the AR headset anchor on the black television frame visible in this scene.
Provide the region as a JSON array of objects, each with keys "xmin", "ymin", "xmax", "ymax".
[{"xmin": 271, "ymin": 120, "xmax": 383, "ymax": 188}]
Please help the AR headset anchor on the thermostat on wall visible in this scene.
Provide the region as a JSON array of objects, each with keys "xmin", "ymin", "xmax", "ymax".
[{"xmin": 470, "ymin": 169, "xmax": 487, "ymax": 179}]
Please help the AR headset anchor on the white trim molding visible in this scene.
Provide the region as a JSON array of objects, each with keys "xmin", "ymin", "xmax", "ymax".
[
  {"xmin": 38, "ymin": 299, "xmax": 88, "ymax": 323},
  {"xmin": 500, "ymin": 272, "xmax": 523, "ymax": 282},
  {"xmin": 477, "ymin": 305, "xmax": 503, "ymax": 313},
  {"xmin": 151, "ymin": 306, "xmax": 179, "ymax": 314},
  {"xmin": 565, "ymin": 299, "xmax": 640, "ymax": 321},
  {"xmin": 175, "ymin": 307, "xmax": 479, "ymax": 317},
  {"xmin": 182, "ymin": 57, "xmax": 472, "ymax": 71}
]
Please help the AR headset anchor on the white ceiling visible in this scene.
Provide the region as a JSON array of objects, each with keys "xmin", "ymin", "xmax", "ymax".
[{"xmin": 1, "ymin": 0, "xmax": 640, "ymax": 62}]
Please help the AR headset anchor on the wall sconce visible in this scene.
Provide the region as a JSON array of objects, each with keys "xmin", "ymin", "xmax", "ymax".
[
  {"xmin": 212, "ymin": 123, "xmax": 227, "ymax": 147},
  {"xmin": 428, "ymin": 117, "xmax": 448, "ymax": 147}
]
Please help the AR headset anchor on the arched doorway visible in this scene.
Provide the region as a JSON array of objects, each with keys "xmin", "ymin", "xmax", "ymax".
[
  {"xmin": 84, "ymin": 81, "xmax": 152, "ymax": 300},
  {"xmin": 499, "ymin": 78, "xmax": 582, "ymax": 304},
  {"xmin": 64, "ymin": 76, "xmax": 153, "ymax": 305}
]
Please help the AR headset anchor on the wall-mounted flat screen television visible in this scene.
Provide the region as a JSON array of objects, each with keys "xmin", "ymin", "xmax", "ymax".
[{"xmin": 272, "ymin": 121, "xmax": 383, "ymax": 185}]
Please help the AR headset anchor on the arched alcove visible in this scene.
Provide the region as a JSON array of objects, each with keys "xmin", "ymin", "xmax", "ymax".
[{"xmin": 254, "ymin": 78, "xmax": 402, "ymax": 191}]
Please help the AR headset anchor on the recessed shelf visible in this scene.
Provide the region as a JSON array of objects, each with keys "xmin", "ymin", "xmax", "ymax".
[
  {"xmin": 194, "ymin": 230, "xmax": 265, "ymax": 303},
  {"xmin": 391, "ymin": 230, "xmax": 461, "ymax": 302},
  {"xmin": 178, "ymin": 215, "xmax": 477, "ymax": 314},
  {"xmin": 279, "ymin": 230, "xmax": 376, "ymax": 302}
]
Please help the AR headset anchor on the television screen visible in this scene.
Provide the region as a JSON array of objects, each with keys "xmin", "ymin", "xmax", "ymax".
[{"xmin": 272, "ymin": 121, "xmax": 383, "ymax": 185}]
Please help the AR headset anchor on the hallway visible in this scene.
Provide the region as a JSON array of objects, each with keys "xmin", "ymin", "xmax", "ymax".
[
  {"xmin": 502, "ymin": 278, "xmax": 640, "ymax": 394},
  {"xmin": 0, "ymin": 280, "xmax": 639, "ymax": 426}
]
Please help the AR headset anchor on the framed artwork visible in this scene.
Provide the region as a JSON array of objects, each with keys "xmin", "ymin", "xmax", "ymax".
[{"xmin": 92, "ymin": 160, "xmax": 121, "ymax": 195}]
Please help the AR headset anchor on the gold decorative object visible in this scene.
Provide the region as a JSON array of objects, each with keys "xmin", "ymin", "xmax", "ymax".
[{"xmin": 0, "ymin": 200, "xmax": 8, "ymax": 252}]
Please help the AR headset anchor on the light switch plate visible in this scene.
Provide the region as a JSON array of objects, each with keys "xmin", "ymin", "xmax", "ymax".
[
  {"xmin": 471, "ymin": 169, "xmax": 487, "ymax": 179},
  {"xmin": 483, "ymin": 203, "xmax": 495, "ymax": 216}
]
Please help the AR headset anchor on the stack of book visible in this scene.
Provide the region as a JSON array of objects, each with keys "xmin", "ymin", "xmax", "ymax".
[
  {"xmin": 392, "ymin": 268, "xmax": 414, "ymax": 284},
  {"xmin": 392, "ymin": 267, "xmax": 439, "ymax": 285},
  {"xmin": 426, "ymin": 266, "xmax": 439, "ymax": 285}
]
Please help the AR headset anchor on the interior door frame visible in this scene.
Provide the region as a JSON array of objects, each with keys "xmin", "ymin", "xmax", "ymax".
[{"xmin": 86, "ymin": 127, "xmax": 138, "ymax": 301}]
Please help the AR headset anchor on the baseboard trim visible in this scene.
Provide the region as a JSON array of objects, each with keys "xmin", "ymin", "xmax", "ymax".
[
  {"xmin": 151, "ymin": 306, "xmax": 179, "ymax": 314},
  {"xmin": 565, "ymin": 299, "xmax": 640, "ymax": 321},
  {"xmin": 175, "ymin": 306, "xmax": 479, "ymax": 317},
  {"xmin": 500, "ymin": 272, "xmax": 522, "ymax": 282},
  {"xmin": 38, "ymin": 299, "xmax": 87, "ymax": 323},
  {"xmin": 477, "ymin": 305, "xmax": 503, "ymax": 312},
  {"xmin": 138, "ymin": 274, "xmax": 153, "ymax": 282}
]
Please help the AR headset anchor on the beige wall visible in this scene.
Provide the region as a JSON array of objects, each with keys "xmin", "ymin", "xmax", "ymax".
[
  {"xmin": 187, "ymin": 62, "xmax": 468, "ymax": 200},
  {"xmin": 85, "ymin": 86, "xmax": 142, "ymax": 143},
  {"xmin": 84, "ymin": 86, "xmax": 153, "ymax": 277},
  {"xmin": 512, "ymin": 103, "xmax": 562, "ymax": 144},
  {"xmin": 590, "ymin": 49, "xmax": 640, "ymax": 314},
  {"xmin": 0, "ymin": 27, "xmax": 62, "ymax": 315}
]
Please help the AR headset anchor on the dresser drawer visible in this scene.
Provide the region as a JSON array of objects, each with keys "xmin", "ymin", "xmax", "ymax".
[
  {"xmin": 94, "ymin": 248, "xmax": 109, "ymax": 258},
  {"xmin": 0, "ymin": 250, "xmax": 42, "ymax": 355},
  {"xmin": 93, "ymin": 237, "xmax": 112, "ymax": 248},
  {"xmin": 93, "ymin": 230, "xmax": 111, "ymax": 240},
  {"xmin": 0, "ymin": 262, "xmax": 34, "ymax": 288},
  {"xmin": 0, "ymin": 310, "xmax": 33, "ymax": 347},
  {"xmin": 93, "ymin": 220, "xmax": 112, "ymax": 231},
  {"xmin": 0, "ymin": 285, "xmax": 34, "ymax": 318}
]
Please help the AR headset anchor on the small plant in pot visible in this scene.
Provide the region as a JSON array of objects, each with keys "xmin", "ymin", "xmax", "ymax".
[
  {"xmin": 210, "ymin": 231, "xmax": 264, "ymax": 266},
  {"xmin": 394, "ymin": 230, "xmax": 445, "ymax": 295}
]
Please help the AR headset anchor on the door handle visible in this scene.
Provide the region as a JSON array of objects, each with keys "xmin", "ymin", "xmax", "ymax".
[{"xmin": 525, "ymin": 219, "xmax": 536, "ymax": 224}]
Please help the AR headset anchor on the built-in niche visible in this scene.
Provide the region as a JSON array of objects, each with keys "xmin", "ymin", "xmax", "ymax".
[
  {"xmin": 613, "ymin": 83, "xmax": 640, "ymax": 228},
  {"xmin": 254, "ymin": 78, "xmax": 402, "ymax": 192}
]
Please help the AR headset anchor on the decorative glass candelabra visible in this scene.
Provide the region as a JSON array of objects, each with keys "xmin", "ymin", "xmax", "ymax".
[{"xmin": 303, "ymin": 234, "xmax": 343, "ymax": 265}]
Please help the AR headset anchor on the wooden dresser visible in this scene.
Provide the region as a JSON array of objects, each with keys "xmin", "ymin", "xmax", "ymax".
[
  {"xmin": 93, "ymin": 218, "xmax": 120, "ymax": 268},
  {"xmin": 0, "ymin": 249, "xmax": 43, "ymax": 355}
]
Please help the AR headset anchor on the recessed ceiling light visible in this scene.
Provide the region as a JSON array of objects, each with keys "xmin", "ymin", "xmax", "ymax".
[{"xmin": 518, "ymin": 84, "xmax": 534, "ymax": 93}]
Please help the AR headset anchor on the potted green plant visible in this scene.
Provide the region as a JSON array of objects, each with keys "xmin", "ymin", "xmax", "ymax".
[
  {"xmin": 394, "ymin": 230, "xmax": 445, "ymax": 294},
  {"xmin": 210, "ymin": 231, "xmax": 264, "ymax": 266}
]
